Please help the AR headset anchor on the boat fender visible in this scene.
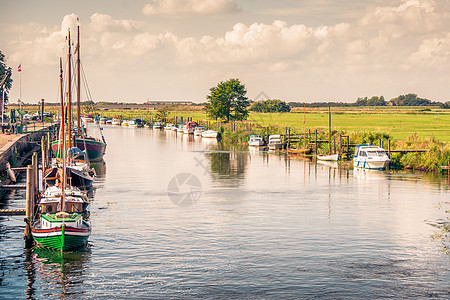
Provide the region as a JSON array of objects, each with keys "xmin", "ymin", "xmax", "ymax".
[{"xmin": 6, "ymin": 162, "xmax": 16, "ymax": 182}]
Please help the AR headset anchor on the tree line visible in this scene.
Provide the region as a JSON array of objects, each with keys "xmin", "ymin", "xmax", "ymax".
[{"xmin": 288, "ymin": 94, "xmax": 450, "ymax": 108}]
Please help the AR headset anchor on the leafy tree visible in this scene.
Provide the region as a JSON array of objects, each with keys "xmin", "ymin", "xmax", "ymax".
[
  {"xmin": 155, "ymin": 106, "xmax": 169, "ymax": 122},
  {"xmin": 84, "ymin": 100, "xmax": 96, "ymax": 114},
  {"xmin": 0, "ymin": 50, "xmax": 13, "ymax": 103},
  {"xmin": 250, "ymin": 99, "xmax": 291, "ymax": 112},
  {"xmin": 204, "ymin": 78, "xmax": 250, "ymax": 121}
]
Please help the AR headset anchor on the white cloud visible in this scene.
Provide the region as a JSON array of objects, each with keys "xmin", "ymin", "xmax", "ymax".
[{"xmin": 142, "ymin": 0, "xmax": 241, "ymax": 16}]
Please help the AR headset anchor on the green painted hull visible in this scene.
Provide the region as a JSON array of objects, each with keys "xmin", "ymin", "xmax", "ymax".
[
  {"xmin": 33, "ymin": 233, "xmax": 89, "ymax": 251},
  {"xmin": 52, "ymin": 138, "xmax": 106, "ymax": 162}
]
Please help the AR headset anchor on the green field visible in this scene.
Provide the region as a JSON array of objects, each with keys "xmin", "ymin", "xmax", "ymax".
[{"xmin": 17, "ymin": 105, "xmax": 450, "ymax": 142}]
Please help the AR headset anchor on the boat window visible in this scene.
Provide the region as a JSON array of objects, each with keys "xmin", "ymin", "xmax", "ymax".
[
  {"xmin": 45, "ymin": 205, "xmax": 53, "ymax": 213},
  {"xmin": 360, "ymin": 151, "xmax": 367, "ymax": 157},
  {"xmin": 377, "ymin": 151, "xmax": 386, "ymax": 156},
  {"xmin": 72, "ymin": 204, "xmax": 81, "ymax": 213},
  {"xmin": 367, "ymin": 151, "xmax": 377, "ymax": 156}
]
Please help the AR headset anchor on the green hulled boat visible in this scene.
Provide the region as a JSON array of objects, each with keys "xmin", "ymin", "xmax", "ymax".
[{"xmin": 31, "ymin": 212, "xmax": 91, "ymax": 251}]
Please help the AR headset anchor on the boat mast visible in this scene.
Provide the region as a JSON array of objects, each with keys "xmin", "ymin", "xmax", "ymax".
[
  {"xmin": 76, "ymin": 24, "xmax": 81, "ymax": 136},
  {"xmin": 67, "ymin": 30, "xmax": 72, "ymax": 148},
  {"xmin": 328, "ymin": 105, "xmax": 331, "ymax": 154},
  {"xmin": 59, "ymin": 58, "xmax": 66, "ymax": 210}
]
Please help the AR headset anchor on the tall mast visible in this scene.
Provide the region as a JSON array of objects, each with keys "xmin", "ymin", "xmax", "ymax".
[
  {"xmin": 59, "ymin": 58, "xmax": 66, "ymax": 210},
  {"xmin": 328, "ymin": 106, "xmax": 331, "ymax": 154},
  {"xmin": 67, "ymin": 30, "xmax": 72, "ymax": 148},
  {"xmin": 76, "ymin": 24, "xmax": 81, "ymax": 136}
]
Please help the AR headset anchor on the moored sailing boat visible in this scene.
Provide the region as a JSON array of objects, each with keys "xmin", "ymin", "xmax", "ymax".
[
  {"xmin": 32, "ymin": 56, "xmax": 91, "ymax": 251},
  {"xmin": 52, "ymin": 24, "xmax": 106, "ymax": 162}
]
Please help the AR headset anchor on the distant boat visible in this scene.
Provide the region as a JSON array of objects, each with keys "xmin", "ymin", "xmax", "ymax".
[
  {"xmin": 111, "ymin": 117, "xmax": 121, "ymax": 126},
  {"xmin": 153, "ymin": 122, "xmax": 163, "ymax": 130},
  {"xmin": 317, "ymin": 153, "xmax": 339, "ymax": 161},
  {"xmin": 268, "ymin": 135, "xmax": 283, "ymax": 150},
  {"xmin": 194, "ymin": 126, "xmax": 204, "ymax": 136},
  {"xmin": 202, "ymin": 130, "xmax": 220, "ymax": 138},
  {"xmin": 287, "ymin": 147, "xmax": 311, "ymax": 154},
  {"xmin": 176, "ymin": 123, "xmax": 185, "ymax": 133},
  {"xmin": 183, "ymin": 121, "xmax": 198, "ymax": 134},
  {"xmin": 353, "ymin": 144, "xmax": 390, "ymax": 170},
  {"xmin": 164, "ymin": 123, "xmax": 176, "ymax": 130},
  {"xmin": 105, "ymin": 119, "xmax": 112, "ymax": 125},
  {"xmin": 99, "ymin": 117, "xmax": 107, "ymax": 124},
  {"xmin": 248, "ymin": 135, "xmax": 265, "ymax": 147},
  {"xmin": 128, "ymin": 119, "xmax": 142, "ymax": 128},
  {"xmin": 81, "ymin": 114, "xmax": 94, "ymax": 123},
  {"xmin": 121, "ymin": 120, "xmax": 129, "ymax": 127}
]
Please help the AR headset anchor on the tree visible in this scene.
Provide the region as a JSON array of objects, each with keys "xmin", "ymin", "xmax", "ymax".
[
  {"xmin": 250, "ymin": 99, "xmax": 291, "ymax": 112},
  {"xmin": 0, "ymin": 50, "xmax": 13, "ymax": 104},
  {"xmin": 155, "ymin": 106, "xmax": 169, "ymax": 122},
  {"xmin": 204, "ymin": 78, "xmax": 250, "ymax": 121}
]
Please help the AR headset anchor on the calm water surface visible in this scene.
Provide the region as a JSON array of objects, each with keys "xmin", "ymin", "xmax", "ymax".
[{"xmin": 1, "ymin": 126, "xmax": 449, "ymax": 299}]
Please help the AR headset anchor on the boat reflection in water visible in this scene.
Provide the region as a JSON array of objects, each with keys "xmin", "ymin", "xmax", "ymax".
[{"xmin": 25, "ymin": 247, "xmax": 91, "ymax": 299}]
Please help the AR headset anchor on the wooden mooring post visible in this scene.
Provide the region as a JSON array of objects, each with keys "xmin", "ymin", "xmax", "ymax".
[{"xmin": 24, "ymin": 165, "xmax": 34, "ymax": 246}]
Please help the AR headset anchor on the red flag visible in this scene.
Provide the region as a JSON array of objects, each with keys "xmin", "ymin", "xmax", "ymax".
[{"xmin": 18, "ymin": 64, "xmax": 21, "ymax": 72}]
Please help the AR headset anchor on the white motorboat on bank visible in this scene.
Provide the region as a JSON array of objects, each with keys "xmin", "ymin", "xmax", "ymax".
[
  {"xmin": 353, "ymin": 144, "xmax": 390, "ymax": 170},
  {"xmin": 248, "ymin": 135, "xmax": 265, "ymax": 147},
  {"xmin": 268, "ymin": 135, "xmax": 283, "ymax": 150}
]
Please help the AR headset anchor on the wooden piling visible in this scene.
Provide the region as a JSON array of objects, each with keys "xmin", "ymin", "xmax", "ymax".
[
  {"xmin": 24, "ymin": 166, "xmax": 33, "ymax": 245},
  {"xmin": 388, "ymin": 139, "xmax": 391, "ymax": 157},
  {"xmin": 315, "ymin": 130, "xmax": 318, "ymax": 154}
]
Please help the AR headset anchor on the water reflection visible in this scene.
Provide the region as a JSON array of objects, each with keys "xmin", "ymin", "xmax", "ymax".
[
  {"xmin": 203, "ymin": 142, "xmax": 249, "ymax": 187},
  {"xmin": 26, "ymin": 248, "xmax": 91, "ymax": 299}
]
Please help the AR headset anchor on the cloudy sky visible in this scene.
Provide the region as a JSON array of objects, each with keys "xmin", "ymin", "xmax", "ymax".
[{"xmin": 1, "ymin": 0, "xmax": 449, "ymax": 104}]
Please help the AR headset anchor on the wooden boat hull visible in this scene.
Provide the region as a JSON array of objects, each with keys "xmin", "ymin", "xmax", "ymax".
[
  {"xmin": 287, "ymin": 148, "xmax": 311, "ymax": 154},
  {"xmin": 52, "ymin": 138, "xmax": 106, "ymax": 162}
]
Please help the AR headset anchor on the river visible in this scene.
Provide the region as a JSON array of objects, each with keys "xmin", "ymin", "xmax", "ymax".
[{"xmin": 1, "ymin": 125, "xmax": 449, "ymax": 299}]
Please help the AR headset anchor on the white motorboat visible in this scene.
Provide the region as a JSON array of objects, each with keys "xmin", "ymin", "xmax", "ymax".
[
  {"xmin": 153, "ymin": 122, "xmax": 163, "ymax": 130},
  {"xmin": 268, "ymin": 135, "xmax": 283, "ymax": 150},
  {"xmin": 164, "ymin": 123, "xmax": 176, "ymax": 130},
  {"xmin": 248, "ymin": 135, "xmax": 265, "ymax": 147},
  {"xmin": 202, "ymin": 130, "xmax": 220, "ymax": 138},
  {"xmin": 194, "ymin": 126, "xmax": 204, "ymax": 136},
  {"xmin": 111, "ymin": 117, "xmax": 121, "ymax": 126},
  {"xmin": 353, "ymin": 144, "xmax": 390, "ymax": 170}
]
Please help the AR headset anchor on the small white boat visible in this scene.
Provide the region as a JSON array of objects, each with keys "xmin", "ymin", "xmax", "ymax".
[
  {"xmin": 111, "ymin": 117, "xmax": 121, "ymax": 126},
  {"xmin": 317, "ymin": 153, "xmax": 339, "ymax": 161},
  {"xmin": 128, "ymin": 119, "xmax": 143, "ymax": 128},
  {"xmin": 194, "ymin": 126, "xmax": 204, "ymax": 136},
  {"xmin": 353, "ymin": 144, "xmax": 390, "ymax": 170},
  {"xmin": 153, "ymin": 122, "xmax": 163, "ymax": 130},
  {"xmin": 268, "ymin": 135, "xmax": 283, "ymax": 150},
  {"xmin": 99, "ymin": 117, "xmax": 107, "ymax": 124},
  {"xmin": 202, "ymin": 130, "xmax": 220, "ymax": 138},
  {"xmin": 176, "ymin": 123, "xmax": 186, "ymax": 133},
  {"xmin": 164, "ymin": 123, "xmax": 176, "ymax": 130},
  {"xmin": 248, "ymin": 135, "xmax": 265, "ymax": 147}
]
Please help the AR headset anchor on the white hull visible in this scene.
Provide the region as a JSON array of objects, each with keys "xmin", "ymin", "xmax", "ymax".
[
  {"xmin": 202, "ymin": 130, "xmax": 219, "ymax": 138},
  {"xmin": 249, "ymin": 141, "xmax": 265, "ymax": 147},
  {"xmin": 353, "ymin": 159, "xmax": 390, "ymax": 170},
  {"xmin": 268, "ymin": 143, "xmax": 283, "ymax": 150},
  {"xmin": 318, "ymin": 153, "xmax": 339, "ymax": 161}
]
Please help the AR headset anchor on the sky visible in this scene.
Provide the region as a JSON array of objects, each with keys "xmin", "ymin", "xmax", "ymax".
[{"xmin": 1, "ymin": 0, "xmax": 450, "ymax": 104}]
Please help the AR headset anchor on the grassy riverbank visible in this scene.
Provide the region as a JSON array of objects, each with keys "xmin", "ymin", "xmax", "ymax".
[{"xmin": 14, "ymin": 105, "xmax": 450, "ymax": 172}]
